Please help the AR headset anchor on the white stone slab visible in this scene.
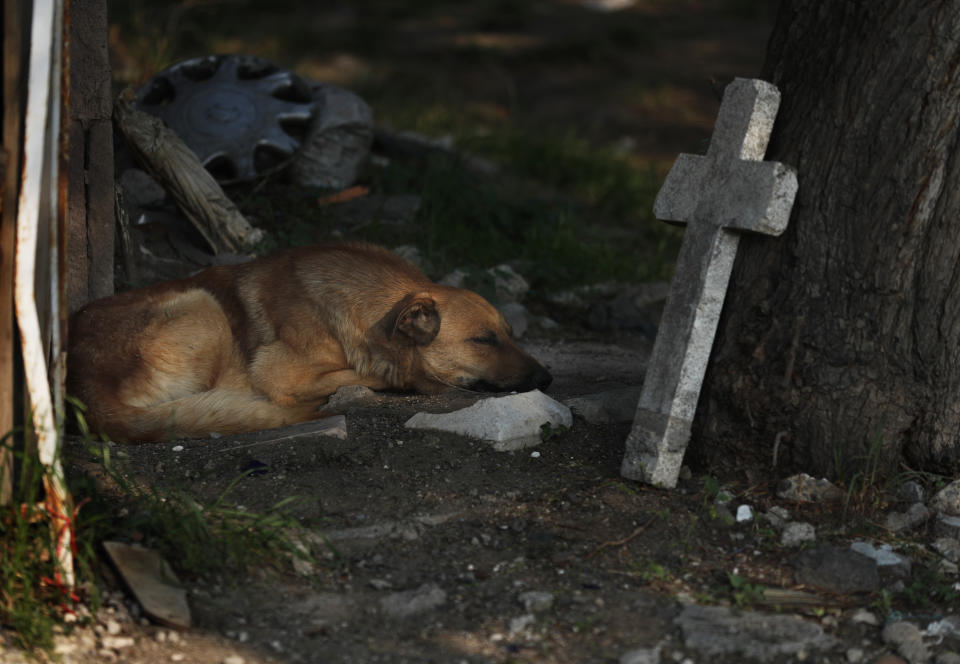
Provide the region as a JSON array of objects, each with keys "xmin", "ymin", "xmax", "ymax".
[{"xmin": 404, "ymin": 390, "xmax": 572, "ymax": 451}]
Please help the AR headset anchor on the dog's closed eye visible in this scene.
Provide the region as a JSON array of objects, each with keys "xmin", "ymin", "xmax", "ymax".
[{"xmin": 469, "ymin": 331, "xmax": 500, "ymax": 347}]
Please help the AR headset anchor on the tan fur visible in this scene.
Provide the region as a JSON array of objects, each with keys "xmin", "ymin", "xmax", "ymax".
[{"xmin": 67, "ymin": 243, "xmax": 551, "ymax": 442}]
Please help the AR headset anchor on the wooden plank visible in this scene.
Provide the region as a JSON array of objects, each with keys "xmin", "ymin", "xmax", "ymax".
[
  {"xmin": 66, "ymin": 0, "xmax": 113, "ymax": 314},
  {"xmin": 0, "ymin": 0, "xmax": 26, "ymax": 506}
]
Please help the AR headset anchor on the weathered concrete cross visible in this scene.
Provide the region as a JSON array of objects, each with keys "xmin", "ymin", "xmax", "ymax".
[{"xmin": 621, "ymin": 78, "xmax": 798, "ymax": 488}]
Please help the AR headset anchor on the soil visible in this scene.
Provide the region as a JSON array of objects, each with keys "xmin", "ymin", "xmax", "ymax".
[{"xmin": 13, "ymin": 333, "xmax": 955, "ymax": 664}]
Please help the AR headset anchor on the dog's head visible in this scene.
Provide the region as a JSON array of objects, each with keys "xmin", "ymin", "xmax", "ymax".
[{"xmin": 384, "ymin": 286, "xmax": 552, "ymax": 394}]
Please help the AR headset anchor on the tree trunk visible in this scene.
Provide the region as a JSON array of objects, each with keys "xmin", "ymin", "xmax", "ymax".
[{"xmin": 693, "ymin": 0, "xmax": 960, "ymax": 478}]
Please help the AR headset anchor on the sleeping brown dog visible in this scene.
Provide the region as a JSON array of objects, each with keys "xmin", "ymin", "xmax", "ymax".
[{"xmin": 67, "ymin": 242, "xmax": 552, "ymax": 442}]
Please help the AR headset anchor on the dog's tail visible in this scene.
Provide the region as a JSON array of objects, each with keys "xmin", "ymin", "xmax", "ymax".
[{"xmin": 88, "ymin": 389, "xmax": 321, "ymax": 443}]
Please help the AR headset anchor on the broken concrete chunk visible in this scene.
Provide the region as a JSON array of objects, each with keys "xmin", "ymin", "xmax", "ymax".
[
  {"xmin": 404, "ymin": 390, "xmax": 572, "ymax": 451},
  {"xmin": 932, "ymin": 479, "xmax": 960, "ymax": 516},
  {"xmin": 102, "ymin": 541, "xmax": 191, "ymax": 630},
  {"xmin": 884, "ymin": 502, "xmax": 931, "ymax": 533}
]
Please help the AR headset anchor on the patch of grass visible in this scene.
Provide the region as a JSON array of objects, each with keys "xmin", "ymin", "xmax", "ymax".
[
  {"xmin": 833, "ymin": 427, "xmax": 898, "ymax": 519},
  {"xmin": 900, "ymin": 564, "xmax": 960, "ymax": 609},
  {"xmin": 369, "ymin": 153, "xmax": 664, "ymax": 289},
  {"xmin": 86, "ymin": 442, "xmax": 316, "ymax": 577},
  {"xmin": 0, "ymin": 433, "xmax": 100, "ymax": 652}
]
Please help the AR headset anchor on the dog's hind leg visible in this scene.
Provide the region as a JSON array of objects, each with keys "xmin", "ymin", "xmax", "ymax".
[{"xmin": 124, "ymin": 388, "xmax": 322, "ymax": 441}]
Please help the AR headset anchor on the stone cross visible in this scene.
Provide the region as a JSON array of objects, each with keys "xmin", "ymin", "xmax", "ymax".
[{"xmin": 621, "ymin": 78, "xmax": 798, "ymax": 488}]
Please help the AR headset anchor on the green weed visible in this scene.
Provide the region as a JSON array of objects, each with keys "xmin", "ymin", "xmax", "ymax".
[
  {"xmin": 728, "ymin": 572, "xmax": 765, "ymax": 608},
  {"xmin": 90, "ymin": 446, "xmax": 317, "ymax": 577}
]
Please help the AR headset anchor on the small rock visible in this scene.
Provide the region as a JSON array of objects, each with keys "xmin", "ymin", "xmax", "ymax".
[
  {"xmin": 939, "ymin": 560, "xmax": 959, "ymax": 576},
  {"xmin": 936, "ymin": 653, "xmax": 960, "ymax": 664},
  {"xmin": 932, "ymin": 537, "xmax": 960, "ymax": 563},
  {"xmin": 792, "ymin": 546, "xmax": 880, "ymax": 593},
  {"xmin": 369, "ymin": 579, "xmax": 393, "ymax": 591},
  {"xmin": 321, "ymin": 385, "xmax": 379, "ymax": 413},
  {"xmin": 882, "ymin": 621, "xmax": 929, "ymax": 664},
  {"xmin": 536, "ymin": 316, "xmax": 560, "ymax": 331},
  {"xmin": 885, "ymin": 503, "xmax": 931, "ymax": 533},
  {"xmin": 849, "ymin": 608, "xmax": 879, "ymax": 626},
  {"xmin": 736, "ymin": 505, "xmax": 754, "ymax": 523},
  {"xmin": 100, "ymin": 635, "xmax": 135, "ymax": 650},
  {"xmin": 932, "ymin": 480, "xmax": 960, "ymax": 516},
  {"xmin": 564, "ymin": 387, "xmax": 642, "ymax": 424},
  {"xmin": 935, "ymin": 513, "xmax": 960, "ymax": 539},
  {"xmin": 898, "ymin": 480, "xmax": 925, "ymax": 504},
  {"xmin": 222, "ymin": 656, "xmax": 246, "ymax": 664},
  {"xmin": 499, "ymin": 302, "xmax": 529, "ymax": 339},
  {"xmin": 441, "ymin": 264, "xmax": 530, "ymax": 303},
  {"xmin": 620, "ymin": 646, "xmax": 661, "ymax": 664},
  {"xmin": 850, "ymin": 541, "xmax": 912, "ymax": 578},
  {"xmin": 379, "ymin": 583, "xmax": 446, "ymax": 618},
  {"xmin": 488, "ymin": 264, "xmax": 530, "ymax": 302},
  {"xmin": 765, "ymin": 506, "xmax": 791, "ymax": 529},
  {"xmin": 518, "ymin": 591, "xmax": 554, "ymax": 612},
  {"xmin": 777, "ymin": 474, "xmax": 842, "ymax": 503},
  {"xmin": 781, "ymin": 522, "xmax": 816, "ymax": 547},
  {"xmin": 104, "ymin": 618, "xmax": 121, "ymax": 636},
  {"xmin": 846, "ymin": 647, "xmax": 864, "ymax": 663},
  {"xmin": 675, "ymin": 604, "xmax": 836, "ymax": 659},
  {"xmin": 509, "ymin": 614, "xmax": 535, "ymax": 635},
  {"xmin": 404, "ymin": 390, "xmax": 572, "ymax": 451}
]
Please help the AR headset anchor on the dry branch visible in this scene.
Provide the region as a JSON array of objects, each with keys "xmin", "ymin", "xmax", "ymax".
[{"xmin": 113, "ymin": 89, "xmax": 262, "ymax": 254}]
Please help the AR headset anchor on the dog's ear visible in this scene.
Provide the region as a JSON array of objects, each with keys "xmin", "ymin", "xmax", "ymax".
[{"xmin": 391, "ymin": 293, "xmax": 440, "ymax": 345}]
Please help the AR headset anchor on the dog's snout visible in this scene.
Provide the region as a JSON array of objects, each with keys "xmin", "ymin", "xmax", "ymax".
[{"xmin": 529, "ymin": 364, "xmax": 552, "ymax": 391}]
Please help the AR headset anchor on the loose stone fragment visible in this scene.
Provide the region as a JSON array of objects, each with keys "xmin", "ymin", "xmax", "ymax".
[
  {"xmin": 885, "ymin": 503, "xmax": 931, "ymax": 533},
  {"xmin": 792, "ymin": 546, "xmax": 880, "ymax": 593},
  {"xmin": 405, "ymin": 390, "xmax": 572, "ymax": 451},
  {"xmin": 850, "ymin": 541, "xmax": 912, "ymax": 578},
  {"xmin": 882, "ymin": 621, "xmax": 929, "ymax": 664},
  {"xmin": 932, "ymin": 480, "xmax": 960, "ymax": 516},
  {"xmin": 675, "ymin": 604, "xmax": 836, "ymax": 659},
  {"xmin": 776, "ymin": 474, "xmax": 842, "ymax": 503},
  {"xmin": 781, "ymin": 522, "xmax": 816, "ymax": 547}
]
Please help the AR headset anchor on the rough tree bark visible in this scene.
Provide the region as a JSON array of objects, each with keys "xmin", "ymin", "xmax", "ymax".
[{"xmin": 693, "ymin": 0, "xmax": 960, "ymax": 477}]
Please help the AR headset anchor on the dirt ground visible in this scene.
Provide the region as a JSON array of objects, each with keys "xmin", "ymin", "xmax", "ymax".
[{"xmin": 32, "ymin": 332, "xmax": 957, "ymax": 664}]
